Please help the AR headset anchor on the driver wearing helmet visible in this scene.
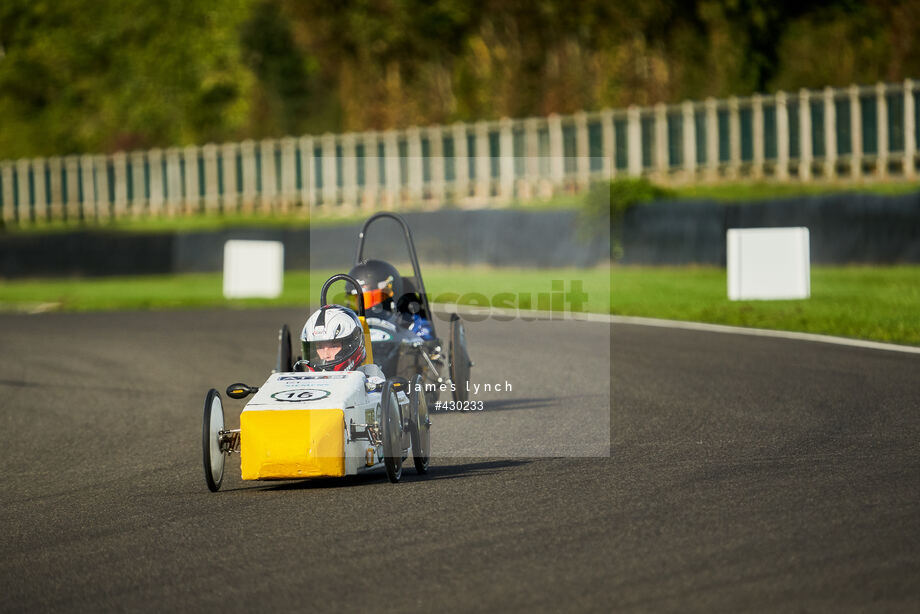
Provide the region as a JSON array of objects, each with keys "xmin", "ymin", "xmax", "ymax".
[
  {"xmin": 299, "ymin": 304, "xmax": 385, "ymax": 381},
  {"xmin": 348, "ymin": 259, "xmax": 434, "ymax": 340}
]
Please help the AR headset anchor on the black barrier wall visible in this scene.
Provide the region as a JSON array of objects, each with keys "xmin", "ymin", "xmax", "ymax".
[
  {"xmin": 0, "ymin": 210, "xmax": 608, "ymax": 278},
  {"xmin": 1, "ymin": 191, "xmax": 918, "ymax": 278},
  {"xmin": 620, "ymin": 191, "xmax": 920, "ymax": 265},
  {"xmin": 0, "ymin": 229, "xmax": 311, "ymax": 278},
  {"xmin": 307, "ymin": 209, "xmax": 609, "ymax": 269}
]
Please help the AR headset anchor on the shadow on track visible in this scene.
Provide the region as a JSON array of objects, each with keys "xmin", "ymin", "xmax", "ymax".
[
  {"xmin": 418, "ymin": 458, "xmax": 532, "ymax": 481},
  {"xmin": 471, "ymin": 397, "xmax": 557, "ymax": 412},
  {"xmin": 217, "ymin": 459, "xmax": 532, "ymax": 492}
]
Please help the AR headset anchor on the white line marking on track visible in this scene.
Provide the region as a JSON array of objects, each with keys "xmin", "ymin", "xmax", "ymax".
[{"xmin": 430, "ymin": 303, "xmax": 920, "ymax": 355}]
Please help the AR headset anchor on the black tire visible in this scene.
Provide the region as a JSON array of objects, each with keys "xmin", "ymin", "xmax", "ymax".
[
  {"xmin": 380, "ymin": 382, "xmax": 403, "ymax": 483},
  {"xmin": 202, "ymin": 389, "xmax": 225, "ymax": 492},
  {"xmin": 409, "ymin": 374, "xmax": 430, "ymax": 474},
  {"xmin": 449, "ymin": 314, "xmax": 471, "ymax": 403},
  {"xmin": 275, "ymin": 324, "xmax": 292, "ymax": 373}
]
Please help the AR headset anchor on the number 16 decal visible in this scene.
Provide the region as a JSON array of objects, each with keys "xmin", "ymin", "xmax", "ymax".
[{"xmin": 270, "ymin": 389, "xmax": 331, "ymax": 402}]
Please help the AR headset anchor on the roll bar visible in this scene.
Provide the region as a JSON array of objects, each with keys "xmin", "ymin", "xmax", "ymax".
[
  {"xmin": 320, "ymin": 273, "xmax": 365, "ymax": 317},
  {"xmin": 354, "ymin": 212, "xmax": 435, "ymax": 337}
]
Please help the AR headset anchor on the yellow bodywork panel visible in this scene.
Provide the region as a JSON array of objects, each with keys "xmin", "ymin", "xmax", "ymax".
[
  {"xmin": 240, "ymin": 409, "xmax": 345, "ymax": 480},
  {"xmin": 359, "ymin": 316, "xmax": 373, "ymax": 365}
]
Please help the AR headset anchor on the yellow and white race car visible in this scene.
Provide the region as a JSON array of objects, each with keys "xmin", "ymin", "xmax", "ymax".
[{"xmin": 201, "ymin": 273, "xmax": 431, "ymax": 492}]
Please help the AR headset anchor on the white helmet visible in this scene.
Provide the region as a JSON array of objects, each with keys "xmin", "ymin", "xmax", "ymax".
[{"xmin": 300, "ymin": 305, "xmax": 366, "ymax": 371}]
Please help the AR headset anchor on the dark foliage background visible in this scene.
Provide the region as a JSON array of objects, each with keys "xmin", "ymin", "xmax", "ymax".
[{"xmin": 1, "ymin": 0, "xmax": 917, "ymax": 158}]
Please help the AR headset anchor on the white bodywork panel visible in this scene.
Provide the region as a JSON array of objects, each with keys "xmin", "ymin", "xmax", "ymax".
[{"xmin": 246, "ymin": 372, "xmax": 369, "ymax": 411}]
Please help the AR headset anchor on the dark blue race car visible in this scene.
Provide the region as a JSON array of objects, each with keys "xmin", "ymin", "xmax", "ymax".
[{"xmin": 274, "ymin": 212, "xmax": 472, "ymax": 405}]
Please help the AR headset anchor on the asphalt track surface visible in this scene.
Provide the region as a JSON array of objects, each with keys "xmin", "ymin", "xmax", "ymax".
[{"xmin": 1, "ymin": 308, "xmax": 918, "ymax": 612}]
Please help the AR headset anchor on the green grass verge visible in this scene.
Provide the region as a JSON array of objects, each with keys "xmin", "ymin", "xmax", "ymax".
[
  {"xmin": 1, "ymin": 265, "xmax": 918, "ymax": 346},
  {"xmin": 0, "ymin": 211, "xmax": 305, "ymax": 235},
  {"xmin": 609, "ymin": 265, "xmax": 920, "ymax": 345},
  {"xmin": 0, "ymin": 268, "xmax": 611, "ymax": 314},
  {"xmin": 0, "ymin": 208, "xmax": 407, "ymax": 235},
  {"xmin": 668, "ymin": 180, "xmax": 920, "ymax": 202}
]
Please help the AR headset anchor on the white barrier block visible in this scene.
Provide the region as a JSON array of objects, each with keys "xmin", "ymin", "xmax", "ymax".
[
  {"xmin": 223, "ymin": 240, "xmax": 284, "ymax": 299},
  {"xmin": 727, "ymin": 227, "xmax": 810, "ymax": 300}
]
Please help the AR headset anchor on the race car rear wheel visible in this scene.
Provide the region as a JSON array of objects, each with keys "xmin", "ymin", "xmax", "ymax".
[
  {"xmin": 275, "ymin": 324, "xmax": 293, "ymax": 373},
  {"xmin": 381, "ymin": 382, "xmax": 403, "ymax": 483},
  {"xmin": 449, "ymin": 314, "xmax": 472, "ymax": 402},
  {"xmin": 202, "ymin": 389, "xmax": 225, "ymax": 492},
  {"xmin": 409, "ymin": 374, "xmax": 430, "ymax": 474}
]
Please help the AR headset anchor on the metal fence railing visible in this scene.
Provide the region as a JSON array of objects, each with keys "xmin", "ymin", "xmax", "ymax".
[{"xmin": 0, "ymin": 80, "xmax": 917, "ymax": 224}]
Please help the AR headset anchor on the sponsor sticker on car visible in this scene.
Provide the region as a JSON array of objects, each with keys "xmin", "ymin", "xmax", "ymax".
[
  {"xmin": 366, "ymin": 318, "xmax": 397, "ymax": 331},
  {"xmin": 370, "ymin": 327, "xmax": 393, "ymax": 342}
]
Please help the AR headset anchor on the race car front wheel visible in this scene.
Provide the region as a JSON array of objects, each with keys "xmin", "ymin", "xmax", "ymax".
[
  {"xmin": 381, "ymin": 382, "xmax": 403, "ymax": 483},
  {"xmin": 449, "ymin": 314, "xmax": 472, "ymax": 402},
  {"xmin": 409, "ymin": 374, "xmax": 430, "ymax": 474},
  {"xmin": 202, "ymin": 389, "xmax": 225, "ymax": 492}
]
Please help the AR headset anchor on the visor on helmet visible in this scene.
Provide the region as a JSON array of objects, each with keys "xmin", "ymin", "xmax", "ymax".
[{"xmin": 348, "ymin": 287, "xmax": 393, "ymax": 311}]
